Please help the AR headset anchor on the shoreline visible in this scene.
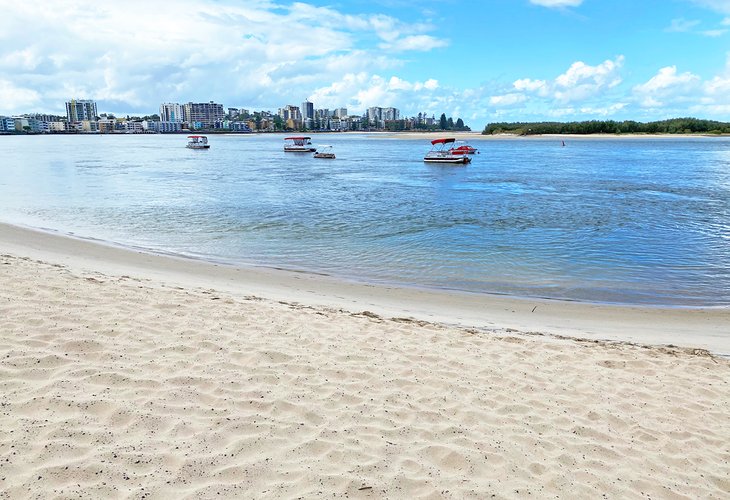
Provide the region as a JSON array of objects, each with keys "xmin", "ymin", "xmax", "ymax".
[
  {"xmin": 2, "ymin": 221, "xmax": 728, "ymax": 354},
  {"xmin": 5, "ymin": 130, "xmax": 728, "ymax": 140}
]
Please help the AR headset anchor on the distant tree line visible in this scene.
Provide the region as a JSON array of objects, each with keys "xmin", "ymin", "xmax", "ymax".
[{"xmin": 482, "ymin": 117, "xmax": 730, "ymax": 135}]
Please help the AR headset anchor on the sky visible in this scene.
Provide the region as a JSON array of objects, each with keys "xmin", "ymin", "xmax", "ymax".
[{"xmin": 1, "ymin": 0, "xmax": 730, "ymax": 128}]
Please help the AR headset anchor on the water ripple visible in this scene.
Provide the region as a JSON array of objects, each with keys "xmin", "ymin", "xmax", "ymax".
[{"xmin": 1, "ymin": 134, "xmax": 728, "ymax": 305}]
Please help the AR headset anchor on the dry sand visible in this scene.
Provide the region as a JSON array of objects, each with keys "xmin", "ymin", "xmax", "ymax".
[
  {"xmin": 1, "ymin": 223, "xmax": 729, "ymax": 498},
  {"xmin": 372, "ymin": 131, "xmax": 726, "ymax": 141}
]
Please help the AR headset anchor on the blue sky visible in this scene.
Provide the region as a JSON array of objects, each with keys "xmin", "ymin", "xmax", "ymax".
[{"xmin": 1, "ymin": 0, "xmax": 730, "ymax": 127}]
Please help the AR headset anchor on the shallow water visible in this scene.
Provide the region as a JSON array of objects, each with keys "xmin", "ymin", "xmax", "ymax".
[{"xmin": 1, "ymin": 133, "xmax": 728, "ymax": 305}]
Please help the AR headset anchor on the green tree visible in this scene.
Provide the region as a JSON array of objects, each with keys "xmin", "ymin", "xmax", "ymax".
[{"xmin": 439, "ymin": 113, "xmax": 447, "ymax": 130}]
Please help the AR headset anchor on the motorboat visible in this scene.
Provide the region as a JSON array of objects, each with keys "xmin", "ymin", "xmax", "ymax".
[
  {"xmin": 186, "ymin": 135, "xmax": 210, "ymax": 149},
  {"xmin": 284, "ymin": 136, "xmax": 316, "ymax": 152},
  {"xmin": 313, "ymin": 145, "xmax": 336, "ymax": 159},
  {"xmin": 424, "ymin": 138, "xmax": 471, "ymax": 164},
  {"xmin": 449, "ymin": 142, "xmax": 478, "ymax": 155}
]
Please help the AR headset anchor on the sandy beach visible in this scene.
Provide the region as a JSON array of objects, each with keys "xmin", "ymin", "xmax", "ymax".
[
  {"xmin": 1, "ymin": 223, "xmax": 729, "ymax": 498},
  {"xmin": 371, "ymin": 131, "xmax": 728, "ymax": 140}
]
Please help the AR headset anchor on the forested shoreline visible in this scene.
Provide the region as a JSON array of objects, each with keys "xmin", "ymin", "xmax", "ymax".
[{"xmin": 482, "ymin": 118, "xmax": 730, "ymax": 135}]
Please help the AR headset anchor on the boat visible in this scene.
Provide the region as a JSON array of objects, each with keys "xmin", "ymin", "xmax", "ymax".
[
  {"xmin": 284, "ymin": 136, "xmax": 316, "ymax": 152},
  {"xmin": 313, "ymin": 145, "xmax": 335, "ymax": 159},
  {"xmin": 449, "ymin": 142, "xmax": 478, "ymax": 155},
  {"xmin": 186, "ymin": 135, "xmax": 210, "ymax": 149},
  {"xmin": 424, "ymin": 138, "xmax": 471, "ymax": 164}
]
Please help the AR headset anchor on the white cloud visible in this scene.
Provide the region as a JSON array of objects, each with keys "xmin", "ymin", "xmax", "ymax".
[
  {"xmin": 555, "ymin": 57, "xmax": 624, "ymax": 89},
  {"xmin": 578, "ymin": 103, "xmax": 627, "ymax": 116},
  {"xmin": 633, "ymin": 66, "xmax": 700, "ymax": 93},
  {"xmin": 513, "ymin": 78, "xmax": 547, "ymax": 93},
  {"xmin": 529, "ymin": 0, "xmax": 583, "ymax": 7},
  {"xmin": 309, "ymin": 73, "xmax": 442, "ymax": 113},
  {"xmin": 423, "ymin": 79, "xmax": 439, "ymax": 90},
  {"xmin": 666, "ymin": 18, "xmax": 702, "ymax": 32},
  {"xmin": 705, "ymin": 74, "xmax": 730, "ymax": 94},
  {"xmin": 633, "ymin": 66, "xmax": 702, "ymax": 108},
  {"xmin": 489, "ymin": 93, "xmax": 528, "ymax": 107},
  {"xmin": 551, "ymin": 56, "xmax": 624, "ymax": 102},
  {"xmin": 0, "ymin": 0, "xmax": 448, "ymax": 115},
  {"xmin": 0, "ymin": 47, "xmax": 43, "ymax": 70},
  {"xmin": 379, "ymin": 35, "xmax": 449, "ymax": 52},
  {"xmin": 0, "ymin": 80, "xmax": 41, "ymax": 112}
]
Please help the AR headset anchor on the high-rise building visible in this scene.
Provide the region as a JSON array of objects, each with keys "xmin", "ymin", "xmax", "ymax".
[
  {"xmin": 334, "ymin": 108, "xmax": 347, "ymax": 118},
  {"xmin": 182, "ymin": 101, "xmax": 225, "ymax": 128},
  {"xmin": 279, "ymin": 105, "xmax": 301, "ymax": 122},
  {"xmin": 301, "ymin": 100, "xmax": 314, "ymax": 121},
  {"xmin": 160, "ymin": 103, "xmax": 183, "ymax": 122},
  {"xmin": 367, "ymin": 107, "xmax": 383, "ymax": 125},
  {"xmin": 383, "ymin": 107, "xmax": 400, "ymax": 121},
  {"xmin": 66, "ymin": 99, "xmax": 97, "ymax": 123}
]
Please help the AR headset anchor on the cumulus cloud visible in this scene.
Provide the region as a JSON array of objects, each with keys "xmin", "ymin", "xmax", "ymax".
[
  {"xmin": 554, "ymin": 57, "xmax": 624, "ymax": 92},
  {"xmin": 0, "ymin": 0, "xmax": 448, "ymax": 115},
  {"xmin": 483, "ymin": 56, "xmax": 627, "ymax": 120},
  {"xmin": 309, "ymin": 73, "xmax": 442, "ymax": 111},
  {"xmin": 633, "ymin": 66, "xmax": 701, "ymax": 107},
  {"xmin": 513, "ymin": 78, "xmax": 547, "ymax": 93}
]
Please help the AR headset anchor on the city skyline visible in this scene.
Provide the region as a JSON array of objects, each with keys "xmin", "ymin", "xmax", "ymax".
[{"xmin": 1, "ymin": 1, "xmax": 730, "ymax": 125}]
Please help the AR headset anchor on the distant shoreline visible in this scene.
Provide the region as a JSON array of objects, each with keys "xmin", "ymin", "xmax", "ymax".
[
  {"xmin": 4, "ymin": 130, "xmax": 728, "ymax": 140},
  {"xmin": 4, "ymin": 128, "xmax": 730, "ymax": 140}
]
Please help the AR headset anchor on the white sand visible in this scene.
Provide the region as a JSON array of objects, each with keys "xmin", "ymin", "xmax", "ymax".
[
  {"xmin": 1, "ymin": 223, "xmax": 729, "ymax": 498},
  {"xmin": 372, "ymin": 131, "xmax": 726, "ymax": 141}
]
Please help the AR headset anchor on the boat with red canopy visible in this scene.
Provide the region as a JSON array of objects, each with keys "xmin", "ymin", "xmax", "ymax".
[
  {"xmin": 186, "ymin": 135, "xmax": 210, "ymax": 149},
  {"xmin": 284, "ymin": 136, "xmax": 316, "ymax": 152},
  {"xmin": 424, "ymin": 138, "xmax": 471, "ymax": 164}
]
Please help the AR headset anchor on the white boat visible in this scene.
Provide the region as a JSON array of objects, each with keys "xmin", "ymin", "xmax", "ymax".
[
  {"xmin": 186, "ymin": 135, "xmax": 210, "ymax": 149},
  {"xmin": 313, "ymin": 145, "xmax": 335, "ymax": 159},
  {"xmin": 424, "ymin": 138, "xmax": 471, "ymax": 164},
  {"xmin": 284, "ymin": 136, "xmax": 316, "ymax": 152}
]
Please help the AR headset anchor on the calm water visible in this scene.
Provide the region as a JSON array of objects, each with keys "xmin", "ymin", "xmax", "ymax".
[{"xmin": 1, "ymin": 133, "xmax": 729, "ymax": 306}]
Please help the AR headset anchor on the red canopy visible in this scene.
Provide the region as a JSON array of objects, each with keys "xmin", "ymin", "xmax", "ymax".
[
  {"xmin": 284, "ymin": 136, "xmax": 311, "ymax": 140},
  {"xmin": 187, "ymin": 135, "xmax": 206, "ymax": 138},
  {"xmin": 431, "ymin": 138, "xmax": 455, "ymax": 145}
]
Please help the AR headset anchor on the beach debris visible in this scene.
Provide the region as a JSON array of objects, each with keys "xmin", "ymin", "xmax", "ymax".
[{"xmin": 355, "ymin": 310, "xmax": 381, "ymax": 320}]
